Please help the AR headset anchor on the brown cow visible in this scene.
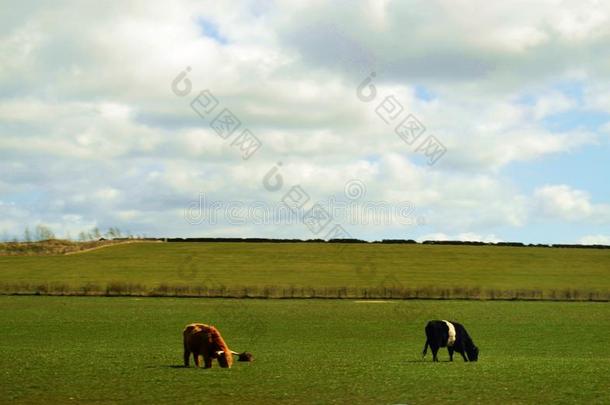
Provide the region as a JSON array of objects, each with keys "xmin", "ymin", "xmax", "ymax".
[{"xmin": 182, "ymin": 323, "xmax": 253, "ymax": 368}]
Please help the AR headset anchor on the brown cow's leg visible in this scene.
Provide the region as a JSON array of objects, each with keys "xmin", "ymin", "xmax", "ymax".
[
  {"xmin": 184, "ymin": 349, "xmax": 191, "ymax": 367},
  {"xmin": 203, "ymin": 355, "xmax": 213, "ymax": 369},
  {"xmin": 183, "ymin": 337, "xmax": 191, "ymax": 367},
  {"xmin": 193, "ymin": 352, "xmax": 201, "ymax": 367}
]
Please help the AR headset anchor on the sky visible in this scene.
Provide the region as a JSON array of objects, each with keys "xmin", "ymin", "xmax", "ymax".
[{"xmin": 0, "ymin": 0, "xmax": 609, "ymax": 244}]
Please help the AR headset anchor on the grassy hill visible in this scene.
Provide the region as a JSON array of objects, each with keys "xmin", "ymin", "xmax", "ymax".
[{"xmin": 1, "ymin": 242, "xmax": 609, "ymax": 300}]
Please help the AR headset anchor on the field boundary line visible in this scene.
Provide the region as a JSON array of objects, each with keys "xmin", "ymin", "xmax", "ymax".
[
  {"xmin": 0, "ymin": 291, "xmax": 608, "ymax": 302},
  {"xmin": 63, "ymin": 240, "xmax": 163, "ymax": 256}
]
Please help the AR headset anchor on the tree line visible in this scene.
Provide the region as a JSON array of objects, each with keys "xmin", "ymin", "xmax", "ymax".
[{"xmin": 0, "ymin": 226, "xmax": 141, "ymax": 243}]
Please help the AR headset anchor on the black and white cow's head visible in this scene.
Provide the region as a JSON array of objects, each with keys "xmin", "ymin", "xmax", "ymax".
[{"xmin": 466, "ymin": 344, "xmax": 479, "ymax": 361}]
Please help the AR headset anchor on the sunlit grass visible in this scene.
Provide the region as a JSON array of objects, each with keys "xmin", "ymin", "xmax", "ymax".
[
  {"xmin": 0, "ymin": 242, "xmax": 608, "ymax": 299},
  {"xmin": 1, "ymin": 296, "xmax": 608, "ymax": 404}
]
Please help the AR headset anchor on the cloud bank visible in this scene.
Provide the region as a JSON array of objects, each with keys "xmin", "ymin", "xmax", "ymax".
[{"xmin": 1, "ymin": 0, "xmax": 609, "ymax": 243}]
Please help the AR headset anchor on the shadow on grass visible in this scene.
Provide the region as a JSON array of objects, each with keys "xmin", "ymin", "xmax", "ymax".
[{"xmin": 143, "ymin": 365, "xmax": 189, "ymax": 369}]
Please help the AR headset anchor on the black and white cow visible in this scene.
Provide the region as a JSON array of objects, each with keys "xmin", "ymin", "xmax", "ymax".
[{"xmin": 422, "ymin": 320, "xmax": 479, "ymax": 362}]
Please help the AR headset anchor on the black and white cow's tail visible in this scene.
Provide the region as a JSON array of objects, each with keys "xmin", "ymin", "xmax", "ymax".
[{"xmin": 422, "ymin": 339, "xmax": 429, "ymax": 358}]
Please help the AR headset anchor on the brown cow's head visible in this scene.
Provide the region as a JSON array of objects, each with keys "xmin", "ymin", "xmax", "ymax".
[
  {"xmin": 216, "ymin": 350, "xmax": 254, "ymax": 363},
  {"xmin": 237, "ymin": 352, "xmax": 254, "ymax": 362},
  {"xmin": 217, "ymin": 352, "xmax": 232, "ymax": 368}
]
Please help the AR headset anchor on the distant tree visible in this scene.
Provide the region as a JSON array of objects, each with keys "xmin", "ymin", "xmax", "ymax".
[
  {"xmin": 92, "ymin": 227, "xmax": 102, "ymax": 239},
  {"xmin": 78, "ymin": 231, "xmax": 88, "ymax": 241},
  {"xmin": 35, "ymin": 225, "xmax": 55, "ymax": 241},
  {"xmin": 105, "ymin": 227, "xmax": 123, "ymax": 239},
  {"xmin": 24, "ymin": 227, "xmax": 32, "ymax": 242}
]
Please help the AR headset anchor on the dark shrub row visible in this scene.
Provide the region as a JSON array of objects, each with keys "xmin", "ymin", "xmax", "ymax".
[
  {"xmin": 157, "ymin": 238, "xmax": 610, "ymax": 249},
  {"xmin": 1, "ymin": 282, "xmax": 607, "ymax": 302}
]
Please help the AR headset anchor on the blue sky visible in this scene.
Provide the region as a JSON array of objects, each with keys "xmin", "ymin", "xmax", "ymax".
[
  {"xmin": 196, "ymin": 17, "xmax": 228, "ymax": 45},
  {"xmin": 0, "ymin": 1, "xmax": 609, "ymax": 244}
]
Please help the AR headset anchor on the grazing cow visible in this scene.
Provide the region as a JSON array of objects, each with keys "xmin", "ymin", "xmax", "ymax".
[
  {"xmin": 422, "ymin": 320, "xmax": 479, "ymax": 362},
  {"xmin": 183, "ymin": 323, "xmax": 253, "ymax": 368}
]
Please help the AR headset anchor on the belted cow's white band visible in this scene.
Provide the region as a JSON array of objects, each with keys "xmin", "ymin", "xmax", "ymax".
[{"xmin": 442, "ymin": 320, "xmax": 456, "ymax": 347}]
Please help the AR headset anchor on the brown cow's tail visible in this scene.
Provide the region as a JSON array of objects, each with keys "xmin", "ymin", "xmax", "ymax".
[{"xmin": 209, "ymin": 326, "xmax": 233, "ymax": 368}]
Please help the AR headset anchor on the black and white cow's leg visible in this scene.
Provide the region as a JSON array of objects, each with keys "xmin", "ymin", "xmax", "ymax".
[
  {"xmin": 430, "ymin": 343, "xmax": 440, "ymax": 362},
  {"xmin": 448, "ymin": 346, "xmax": 454, "ymax": 362},
  {"xmin": 459, "ymin": 344, "xmax": 468, "ymax": 362}
]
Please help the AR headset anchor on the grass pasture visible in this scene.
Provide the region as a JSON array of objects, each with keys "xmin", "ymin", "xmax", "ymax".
[
  {"xmin": 1, "ymin": 296, "xmax": 609, "ymax": 404},
  {"xmin": 1, "ymin": 242, "xmax": 609, "ymax": 300}
]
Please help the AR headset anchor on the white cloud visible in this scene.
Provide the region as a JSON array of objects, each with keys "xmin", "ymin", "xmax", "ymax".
[
  {"xmin": 94, "ymin": 188, "xmax": 120, "ymax": 202},
  {"xmin": 578, "ymin": 234, "xmax": 610, "ymax": 245},
  {"xmin": 531, "ymin": 91, "xmax": 576, "ymax": 120},
  {"xmin": 533, "ymin": 185, "xmax": 610, "ymax": 223}
]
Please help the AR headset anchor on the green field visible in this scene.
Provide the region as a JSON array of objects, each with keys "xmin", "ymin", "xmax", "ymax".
[
  {"xmin": 1, "ymin": 242, "xmax": 609, "ymax": 299},
  {"xmin": 1, "ymin": 296, "xmax": 608, "ymax": 404}
]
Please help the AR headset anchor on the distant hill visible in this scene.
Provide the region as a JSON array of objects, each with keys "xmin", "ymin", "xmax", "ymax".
[{"xmin": 0, "ymin": 241, "xmax": 608, "ymax": 301}]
